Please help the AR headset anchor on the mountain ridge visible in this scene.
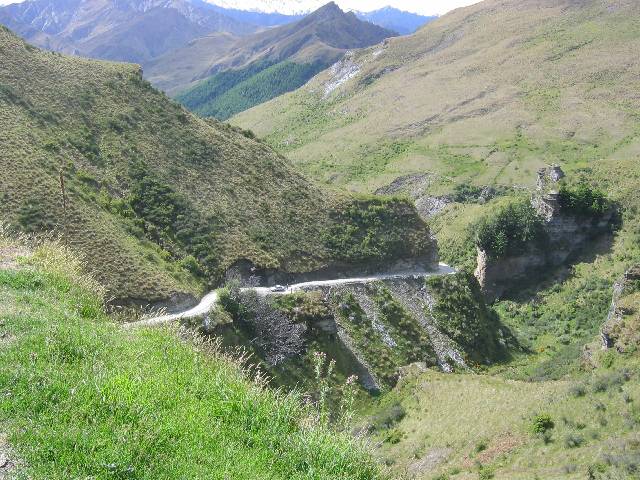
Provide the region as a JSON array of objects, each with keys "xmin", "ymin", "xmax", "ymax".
[
  {"xmin": 354, "ymin": 6, "xmax": 436, "ymax": 35},
  {"xmin": 0, "ymin": 0, "xmax": 258, "ymax": 63},
  {"xmin": 156, "ymin": 2, "xmax": 395, "ymax": 118}
]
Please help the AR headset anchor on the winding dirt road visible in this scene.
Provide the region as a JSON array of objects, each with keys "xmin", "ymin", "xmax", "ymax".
[{"xmin": 126, "ymin": 263, "xmax": 456, "ymax": 328}]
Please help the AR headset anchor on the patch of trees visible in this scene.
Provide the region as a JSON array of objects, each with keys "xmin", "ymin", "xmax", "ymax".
[
  {"xmin": 558, "ymin": 183, "xmax": 609, "ymax": 217},
  {"xmin": 426, "ymin": 271, "xmax": 508, "ymax": 362},
  {"xmin": 177, "ymin": 60, "xmax": 327, "ymax": 120},
  {"xmin": 452, "ymin": 184, "xmax": 508, "ymax": 204},
  {"xmin": 475, "ymin": 200, "xmax": 547, "ymax": 258},
  {"xmin": 126, "ymin": 160, "xmax": 222, "ymax": 280}
]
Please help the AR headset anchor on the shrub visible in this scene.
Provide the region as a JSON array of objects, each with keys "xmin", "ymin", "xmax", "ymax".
[
  {"xmin": 369, "ymin": 402, "xmax": 406, "ymax": 431},
  {"xmin": 205, "ymin": 304, "xmax": 233, "ymax": 329},
  {"xmin": 478, "ymin": 465, "xmax": 495, "ymax": 480},
  {"xmin": 587, "ymin": 463, "xmax": 608, "ymax": 480},
  {"xmin": 383, "ymin": 428, "xmax": 404, "ymax": 444},
  {"xmin": 17, "ymin": 200, "xmax": 56, "ymax": 232},
  {"xmin": 426, "ymin": 271, "xmax": 505, "ymax": 361},
  {"xmin": 564, "ymin": 434, "xmax": 585, "ymax": 449},
  {"xmin": 530, "ymin": 413, "xmax": 555, "ymax": 434},
  {"xmin": 569, "ymin": 383, "xmax": 587, "ymax": 397},
  {"xmin": 558, "ymin": 183, "xmax": 609, "ymax": 217},
  {"xmin": 475, "ymin": 439, "xmax": 488, "ymax": 453},
  {"xmin": 178, "ymin": 255, "xmax": 201, "ymax": 276},
  {"xmin": 272, "ymin": 291, "xmax": 331, "ymax": 324},
  {"xmin": 126, "ymin": 159, "xmax": 222, "ymax": 279},
  {"xmin": 323, "ymin": 197, "xmax": 432, "ymax": 263},
  {"xmin": 217, "ymin": 282, "xmax": 249, "ymax": 320},
  {"xmin": 475, "ymin": 200, "xmax": 546, "ymax": 257},
  {"xmin": 453, "ymin": 184, "xmax": 484, "ymax": 203},
  {"xmin": 592, "ymin": 369, "xmax": 631, "ymax": 393}
]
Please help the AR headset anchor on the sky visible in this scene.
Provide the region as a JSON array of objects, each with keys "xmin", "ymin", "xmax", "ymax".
[{"xmin": 0, "ymin": 0, "xmax": 480, "ymax": 16}]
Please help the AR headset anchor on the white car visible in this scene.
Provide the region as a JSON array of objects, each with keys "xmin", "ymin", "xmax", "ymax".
[{"xmin": 270, "ymin": 285, "xmax": 287, "ymax": 292}]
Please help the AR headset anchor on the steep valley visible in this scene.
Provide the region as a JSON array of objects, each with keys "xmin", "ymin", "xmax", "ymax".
[
  {"xmin": 229, "ymin": 0, "xmax": 640, "ymax": 477},
  {"xmin": 1, "ymin": 0, "xmax": 640, "ymax": 479}
]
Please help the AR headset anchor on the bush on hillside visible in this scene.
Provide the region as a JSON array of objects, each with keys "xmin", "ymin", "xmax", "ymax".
[
  {"xmin": 564, "ymin": 433, "xmax": 585, "ymax": 449},
  {"xmin": 591, "ymin": 369, "xmax": 631, "ymax": 393},
  {"xmin": 324, "ymin": 197, "xmax": 432, "ymax": 264},
  {"xmin": 530, "ymin": 413, "xmax": 555, "ymax": 434},
  {"xmin": 272, "ymin": 291, "xmax": 331, "ymax": 324},
  {"xmin": 475, "ymin": 200, "xmax": 546, "ymax": 257},
  {"xmin": 452, "ymin": 184, "xmax": 506, "ymax": 204},
  {"xmin": 126, "ymin": 159, "xmax": 222, "ymax": 280},
  {"xmin": 368, "ymin": 402, "xmax": 406, "ymax": 431},
  {"xmin": 558, "ymin": 183, "xmax": 609, "ymax": 217},
  {"xmin": 17, "ymin": 200, "xmax": 56, "ymax": 232}
]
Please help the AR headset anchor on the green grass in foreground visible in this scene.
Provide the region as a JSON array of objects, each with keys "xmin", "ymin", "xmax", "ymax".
[{"xmin": 0, "ymin": 241, "xmax": 382, "ymax": 479}]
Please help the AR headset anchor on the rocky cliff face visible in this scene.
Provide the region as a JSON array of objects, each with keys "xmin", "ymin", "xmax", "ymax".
[
  {"xmin": 475, "ymin": 166, "xmax": 614, "ymax": 300},
  {"xmin": 201, "ymin": 272, "xmax": 508, "ymax": 393},
  {"xmin": 602, "ymin": 265, "xmax": 640, "ymax": 353}
]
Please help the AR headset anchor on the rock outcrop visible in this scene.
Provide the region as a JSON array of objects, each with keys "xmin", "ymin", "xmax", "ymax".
[
  {"xmin": 602, "ymin": 265, "xmax": 640, "ymax": 352},
  {"xmin": 374, "ymin": 174, "xmax": 452, "ymax": 220},
  {"xmin": 475, "ymin": 165, "xmax": 614, "ymax": 300}
]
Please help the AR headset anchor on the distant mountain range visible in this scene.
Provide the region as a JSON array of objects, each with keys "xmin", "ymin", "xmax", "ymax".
[
  {"xmin": 0, "ymin": 0, "xmax": 259, "ymax": 63},
  {"xmin": 164, "ymin": 2, "xmax": 395, "ymax": 119},
  {"xmin": 203, "ymin": 2, "xmax": 435, "ymax": 34},
  {"xmin": 0, "ymin": 0, "xmax": 433, "ymax": 65},
  {"xmin": 355, "ymin": 6, "xmax": 436, "ymax": 35}
]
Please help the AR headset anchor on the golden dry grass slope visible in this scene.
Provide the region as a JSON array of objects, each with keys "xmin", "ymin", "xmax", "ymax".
[
  {"xmin": 0, "ymin": 26, "xmax": 434, "ymax": 306},
  {"xmin": 232, "ymin": 0, "xmax": 640, "ymax": 193}
]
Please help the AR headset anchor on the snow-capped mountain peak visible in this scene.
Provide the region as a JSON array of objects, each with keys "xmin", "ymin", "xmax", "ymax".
[{"xmin": 204, "ymin": 0, "xmax": 328, "ymax": 15}]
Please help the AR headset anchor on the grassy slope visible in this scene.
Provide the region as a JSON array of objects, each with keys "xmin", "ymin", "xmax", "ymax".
[
  {"xmin": 233, "ymin": 0, "xmax": 640, "ymax": 192},
  {"xmin": 364, "ymin": 361, "xmax": 639, "ymax": 479},
  {"xmin": 0, "ymin": 26, "xmax": 433, "ymax": 305},
  {"xmin": 0, "ymin": 239, "xmax": 383, "ymax": 479}
]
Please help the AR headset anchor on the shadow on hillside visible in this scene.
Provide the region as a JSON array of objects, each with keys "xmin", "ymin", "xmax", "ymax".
[{"xmin": 500, "ymin": 229, "xmax": 617, "ymax": 305}]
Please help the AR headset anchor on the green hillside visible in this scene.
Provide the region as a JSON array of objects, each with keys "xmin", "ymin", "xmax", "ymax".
[
  {"xmin": 0, "ymin": 25, "xmax": 433, "ymax": 306},
  {"xmin": 0, "ymin": 233, "xmax": 383, "ymax": 479},
  {"xmin": 233, "ymin": 0, "xmax": 640, "ymax": 192}
]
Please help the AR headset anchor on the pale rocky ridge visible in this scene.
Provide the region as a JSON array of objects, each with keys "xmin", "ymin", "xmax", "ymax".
[{"xmin": 601, "ymin": 265, "xmax": 640, "ymax": 352}]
